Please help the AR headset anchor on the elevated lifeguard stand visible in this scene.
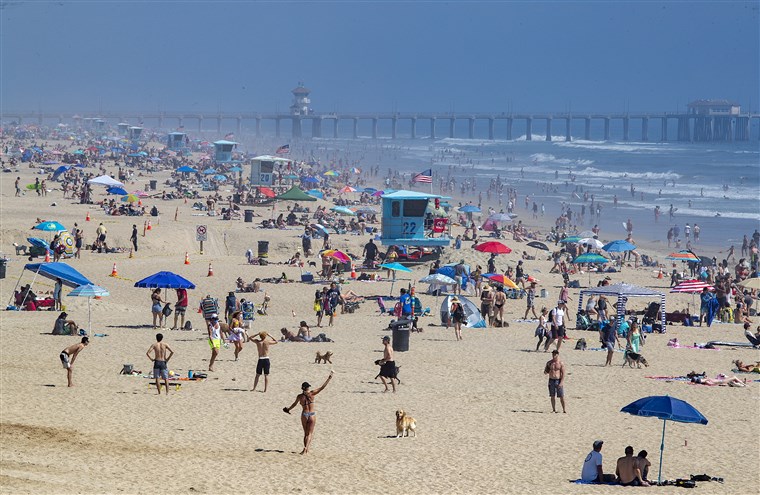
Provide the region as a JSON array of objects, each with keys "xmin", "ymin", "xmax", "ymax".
[
  {"xmin": 94, "ymin": 119, "xmax": 106, "ymax": 131},
  {"xmin": 213, "ymin": 140, "xmax": 237, "ymax": 163},
  {"xmin": 128, "ymin": 126, "xmax": 143, "ymax": 143},
  {"xmin": 380, "ymin": 190, "xmax": 450, "ymax": 247},
  {"xmin": 249, "ymin": 155, "xmax": 291, "ymax": 186},
  {"xmin": 167, "ymin": 132, "xmax": 188, "ymax": 152},
  {"xmin": 117, "ymin": 123, "xmax": 130, "ymax": 136}
]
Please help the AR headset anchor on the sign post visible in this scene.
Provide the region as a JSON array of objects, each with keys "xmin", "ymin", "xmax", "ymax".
[{"xmin": 196, "ymin": 225, "xmax": 207, "ymax": 254}]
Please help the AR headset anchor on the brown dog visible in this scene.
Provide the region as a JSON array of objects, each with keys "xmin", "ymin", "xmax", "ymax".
[
  {"xmin": 315, "ymin": 351, "xmax": 333, "ymax": 364},
  {"xmin": 395, "ymin": 409, "xmax": 417, "ymax": 438}
]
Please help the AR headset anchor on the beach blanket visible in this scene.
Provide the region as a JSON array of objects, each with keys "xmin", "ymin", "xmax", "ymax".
[{"xmin": 645, "ymin": 376, "xmax": 691, "ymax": 382}]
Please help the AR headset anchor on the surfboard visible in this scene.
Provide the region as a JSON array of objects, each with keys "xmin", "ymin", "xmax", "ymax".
[{"xmin": 622, "ymin": 222, "xmax": 628, "ymax": 231}]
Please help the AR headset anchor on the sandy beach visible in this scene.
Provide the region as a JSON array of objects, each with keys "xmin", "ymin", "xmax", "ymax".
[{"xmin": 1, "ymin": 139, "xmax": 758, "ymax": 495}]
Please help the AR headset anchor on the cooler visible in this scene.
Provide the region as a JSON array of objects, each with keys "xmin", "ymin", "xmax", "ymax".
[{"xmin": 257, "ymin": 240, "xmax": 269, "ymax": 258}]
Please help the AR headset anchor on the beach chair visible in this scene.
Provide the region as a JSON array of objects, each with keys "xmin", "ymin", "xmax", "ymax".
[{"xmin": 430, "ymin": 218, "xmax": 448, "ymax": 237}]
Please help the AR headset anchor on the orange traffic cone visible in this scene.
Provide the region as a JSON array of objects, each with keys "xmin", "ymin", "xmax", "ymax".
[
  {"xmin": 146, "ymin": 219, "xmax": 152, "ymax": 231},
  {"xmin": 350, "ymin": 264, "xmax": 357, "ymax": 279},
  {"xmin": 207, "ymin": 263, "xmax": 214, "ymax": 277},
  {"xmin": 657, "ymin": 269, "xmax": 663, "ymax": 279},
  {"xmin": 184, "ymin": 252, "xmax": 190, "ymax": 265},
  {"xmin": 110, "ymin": 263, "xmax": 118, "ymax": 277},
  {"xmin": 138, "ymin": 199, "xmax": 142, "ymax": 207},
  {"xmin": 85, "ymin": 211, "xmax": 91, "ymax": 222},
  {"xmin": 44, "ymin": 250, "xmax": 51, "ymax": 262}
]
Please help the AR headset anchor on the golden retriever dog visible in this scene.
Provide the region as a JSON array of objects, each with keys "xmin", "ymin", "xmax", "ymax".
[
  {"xmin": 395, "ymin": 409, "xmax": 417, "ymax": 438},
  {"xmin": 315, "ymin": 350, "xmax": 333, "ymax": 364}
]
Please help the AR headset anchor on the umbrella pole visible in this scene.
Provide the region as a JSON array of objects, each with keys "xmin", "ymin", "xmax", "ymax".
[
  {"xmin": 88, "ymin": 297, "xmax": 92, "ymax": 334},
  {"xmin": 658, "ymin": 419, "xmax": 666, "ymax": 484}
]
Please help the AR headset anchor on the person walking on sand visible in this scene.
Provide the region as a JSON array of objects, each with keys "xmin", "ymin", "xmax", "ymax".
[
  {"xmin": 60, "ymin": 337, "xmax": 89, "ymax": 387},
  {"xmin": 544, "ymin": 350, "xmax": 566, "ymax": 413},
  {"xmin": 207, "ymin": 313, "xmax": 221, "ymax": 371},
  {"xmin": 601, "ymin": 321, "xmax": 620, "ymax": 366},
  {"xmin": 250, "ymin": 331, "xmax": 278, "ymax": 392},
  {"xmin": 172, "ymin": 287, "xmax": 188, "ymax": 331},
  {"xmin": 130, "ymin": 224, "xmax": 138, "ymax": 252},
  {"xmin": 450, "ymin": 296, "xmax": 465, "ymax": 341},
  {"xmin": 146, "ymin": 333, "xmax": 174, "ymax": 395},
  {"xmin": 524, "ymin": 282, "xmax": 538, "ymax": 320},
  {"xmin": 283, "ymin": 371, "xmax": 334, "ymax": 454},
  {"xmin": 378, "ymin": 335, "xmax": 398, "ymax": 392}
]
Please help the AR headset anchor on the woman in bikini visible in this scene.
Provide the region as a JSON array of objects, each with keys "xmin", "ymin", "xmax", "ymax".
[{"xmin": 283, "ymin": 371, "xmax": 334, "ymax": 454}]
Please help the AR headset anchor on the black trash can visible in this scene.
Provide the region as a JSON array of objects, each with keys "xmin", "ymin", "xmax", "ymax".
[
  {"xmin": 149, "ymin": 179, "xmax": 157, "ymax": 190},
  {"xmin": 392, "ymin": 327, "xmax": 410, "ymax": 352},
  {"xmin": 244, "ymin": 210, "xmax": 254, "ymax": 223},
  {"xmin": 257, "ymin": 240, "xmax": 269, "ymax": 258},
  {"xmin": 0, "ymin": 259, "xmax": 6, "ymax": 279},
  {"xmin": 233, "ymin": 193, "xmax": 241, "ymax": 204}
]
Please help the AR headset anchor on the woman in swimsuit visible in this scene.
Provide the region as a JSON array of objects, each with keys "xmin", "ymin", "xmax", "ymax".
[
  {"xmin": 283, "ymin": 371, "xmax": 334, "ymax": 454},
  {"xmin": 228, "ymin": 311, "xmax": 245, "ymax": 360},
  {"xmin": 151, "ymin": 289, "xmax": 165, "ymax": 328}
]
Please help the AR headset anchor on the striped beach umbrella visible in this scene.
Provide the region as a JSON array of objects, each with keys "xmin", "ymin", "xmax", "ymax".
[
  {"xmin": 670, "ymin": 280, "xmax": 715, "ymax": 293},
  {"xmin": 666, "ymin": 250, "xmax": 700, "ymax": 262}
]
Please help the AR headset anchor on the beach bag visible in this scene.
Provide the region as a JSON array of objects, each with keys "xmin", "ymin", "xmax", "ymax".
[
  {"xmin": 162, "ymin": 303, "xmax": 173, "ymax": 317},
  {"xmin": 452, "ymin": 303, "xmax": 465, "ymax": 320}
]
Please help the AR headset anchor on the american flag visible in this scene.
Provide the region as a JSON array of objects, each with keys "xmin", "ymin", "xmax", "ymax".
[
  {"xmin": 224, "ymin": 132, "xmax": 235, "ymax": 140},
  {"xmin": 412, "ymin": 169, "xmax": 432, "ymax": 183},
  {"xmin": 275, "ymin": 144, "xmax": 290, "ymax": 155}
]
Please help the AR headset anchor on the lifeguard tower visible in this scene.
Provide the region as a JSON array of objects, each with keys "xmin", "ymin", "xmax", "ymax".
[
  {"xmin": 249, "ymin": 155, "xmax": 291, "ymax": 187},
  {"xmin": 213, "ymin": 140, "xmax": 237, "ymax": 164},
  {"xmin": 117, "ymin": 123, "xmax": 130, "ymax": 136},
  {"xmin": 128, "ymin": 126, "xmax": 143, "ymax": 143},
  {"xmin": 94, "ymin": 119, "xmax": 106, "ymax": 131},
  {"xmin": 380, "ymin": 190, "xmax": 451, "ymax": 247},
  {"xmin": 290, "ymin": 83, "xmax": 312, "ymax": 116},
  {"xmin": 167, "ymin": 132, "xmax": 188, "ymax": 152}
]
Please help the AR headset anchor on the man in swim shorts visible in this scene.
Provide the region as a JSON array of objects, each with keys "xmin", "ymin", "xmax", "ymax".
[
  {"xmin": 207, "ymin": 314, "xmax": 221, "ymax": 371},
  {"xmin": 544, "ymin": 350, "xmax": 566, "ymax": 413},
  {"xmin": 251, "ymin": 331, "xmax": 278, "ymax": 392},
  {"xmin": 60, "ymin": 337, "xmax": 89, "ymax": 387},
  {"xmin": 146, "ymin": 333, "xmax": 174, "ymax": 395},
  {"xmin": 378, "ymin": 335, "xmax": 398, "ymax": 392}
]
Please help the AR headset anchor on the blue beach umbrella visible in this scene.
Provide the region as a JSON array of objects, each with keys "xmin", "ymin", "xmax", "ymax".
[
  {"xmin": 459, "ymin": 205, "xmax": 481, "ymax": 213},
  {"xmin": 330, "ymin": 206, "xmax": 356, "ymax": 216},
  {"xmin": 572, "ymin": 253, "xmax": 608, "ymax": 264},
  {"xmin": 228, "ymin": 166, "xmax": 243, "ymax": 173},
  {"xmin": 134, "ymin": 271, "xmax": 196, "ymax": 289},
  {"xmin": 203, "ymin": 168, "xmax": 217, "ymax": 175},
  {"xmin": 621, "ymin": 395, "xmax": 708, "ymax": 484},
  {"xmin": 68, "ymin": 283, "xmax": 110, "ymax": 333},
  {"xmin": 603, "ymin": 240, "xmax": 637, "ymax": 252},
  {"xmin": 302, "ymin": 176, "xmax": 320, "ymax": 184},
  {"xmin": 306, "ymin": 189, "xmax": 323, "ymax": 199},
  {"xmin": 560, "ymin": 236, "xmax": 582, "ymax": 244},
  {"xmin": 33, "ymin": 221, "xmax": 66, "ymax": 232},
  {"xmin": 379, "ymin": 262, "xmax": 413, "ymax": 296},
  {"xmin": 106, "ymin": 186, "xmax": 128, "ymax": 196},
  {"xmin": 176, "ymin": 165, "xmax": 196, "ymax": 173}
]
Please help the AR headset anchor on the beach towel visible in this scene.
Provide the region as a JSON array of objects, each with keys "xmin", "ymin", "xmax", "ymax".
[{"xmin": 705, "ymin": 297, "xmax": 720, "ymax": 327}]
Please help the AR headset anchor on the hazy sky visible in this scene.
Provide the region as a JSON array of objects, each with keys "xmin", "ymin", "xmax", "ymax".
[{"xmin": 2, "ymin": 1, "xmax": 758, "ymax": 115}]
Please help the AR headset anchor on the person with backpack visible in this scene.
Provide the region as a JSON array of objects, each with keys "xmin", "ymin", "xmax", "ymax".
[{"xmin": 450, "ymin": 297, "xmax": 465, "ymax": 341}]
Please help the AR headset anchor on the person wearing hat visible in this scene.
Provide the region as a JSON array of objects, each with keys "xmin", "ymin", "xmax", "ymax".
[
  {"xmin": 206, "ymin": 313, "xmax": 222, "ymax": 372},
  {"xmin": 283, "ymin": 370, "xmax": 334, "ymax": 455},
  {"xmin": 250, "ymin": 331, "xmax": 278, "ymax": 392},
  {"xmin": 581, "ymin": 440, "xmax": 607, "ymax": 483},
  {"xmin": 450, "ymin": 296, "xmax": 466, "ymax": 341},
  {"xmin": 480, "ymin": 285, "xmax": 494, "ymax": 326}
]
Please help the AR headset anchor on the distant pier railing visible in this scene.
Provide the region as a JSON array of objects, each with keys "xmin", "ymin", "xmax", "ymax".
[{"xmin": 2, "ymin": 110, "xmax": 758, "ymax": 142}]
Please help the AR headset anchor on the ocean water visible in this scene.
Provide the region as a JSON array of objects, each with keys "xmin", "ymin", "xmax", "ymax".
[{"xmin": 380, "ymin": 136, "xmax": 759, "ymax": 252}]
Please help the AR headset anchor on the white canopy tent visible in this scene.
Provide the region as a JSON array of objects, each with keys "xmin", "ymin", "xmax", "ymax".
[
  {"xmin": 87, "ymin": 175, "xmax": 124, "ymax": 187},
  {"xmin": 577, "ymin": 283, "xmax": 666, "ymax": 329}
]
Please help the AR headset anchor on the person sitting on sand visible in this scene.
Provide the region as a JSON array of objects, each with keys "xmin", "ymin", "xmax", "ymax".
[
  {"xmin": 733, "ymin": 360, "xmax": 760, "ymax": 373},
  {"xmin": 298, "ymin": 321, "xmax": 313, "ymax": 342},
  {"xmin": 615, "ymin": 446, "xmax": 649, "ymax": 486},
  {"xmin": 52, "ymin": 312, "xmax": 78, "ymax": 335},
  {"xmin": 281, "ymin": 327, "xmax": 305, "ymax": 342}
]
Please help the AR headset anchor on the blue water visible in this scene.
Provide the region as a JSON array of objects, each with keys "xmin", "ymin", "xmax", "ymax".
[{"xmin": 390, "ymin": 137, "xmax": 759, "ymax": 251}]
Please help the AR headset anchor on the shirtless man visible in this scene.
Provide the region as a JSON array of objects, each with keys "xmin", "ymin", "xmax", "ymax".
[
  {"xmin": 616, "ymin": 446, "xmax": 649, "ymax": 486},
  {"xmin": 543, "ymin": 350, "xmax": 566, "ymax": 413},
  {"xmin": 378, "ymin": 335, "xmax": 398, "ymax": 392},
  {"xmin": 60, "ymin": 337, "xmax": 89, "ymax": 387},
  {"xmin": 146, "ymin": 333, "xmax": 174, "ymax": 395},
  {"xmin": 250, "ymin": 331, "xmax": 278, "ymax": 392},
  {"xmin": 283, "ymin": 371, "xmax": 334, "ymax": 454}
]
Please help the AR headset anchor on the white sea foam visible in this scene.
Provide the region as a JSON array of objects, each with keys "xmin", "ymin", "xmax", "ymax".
[{"xmin": 573, "ymin": 166, "xmax": 681, "ymax": 181}]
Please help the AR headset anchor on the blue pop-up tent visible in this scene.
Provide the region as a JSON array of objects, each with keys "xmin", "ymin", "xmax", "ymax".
[{"xmin": 7, "ymin": 262, "xmax": 94, "ymax": 310}]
